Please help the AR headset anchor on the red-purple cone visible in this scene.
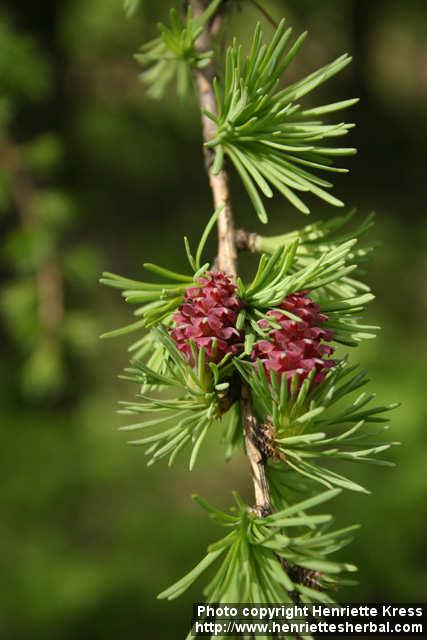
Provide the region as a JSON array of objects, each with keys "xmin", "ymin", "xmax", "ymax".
[
  {"xmin": 171, "ymin": 271, "xmax": 243, "ymax": 364},
  {"xmin": 252, "ymin": 290, "xmax": 336, "ymax": 384}
]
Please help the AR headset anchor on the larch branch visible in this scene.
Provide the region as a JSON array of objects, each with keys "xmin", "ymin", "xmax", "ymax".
[{"xmin": 191, "ymin": 0, "xmax": 272, "ymax": 515}]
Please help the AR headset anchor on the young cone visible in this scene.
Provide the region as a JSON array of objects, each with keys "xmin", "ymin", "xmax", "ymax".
[
  {"xmin": 171, "ymin": 270, "xmax": 243, "ymax": 364},
  {"xmin": 252, "ymin": 291, "xmax": 336, "ymax": 384}
]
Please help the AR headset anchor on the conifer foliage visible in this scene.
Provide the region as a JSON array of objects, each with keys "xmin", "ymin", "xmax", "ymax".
[{"xmin": 103, "ymin": 1, "xmax": 397, "ymax": 634}]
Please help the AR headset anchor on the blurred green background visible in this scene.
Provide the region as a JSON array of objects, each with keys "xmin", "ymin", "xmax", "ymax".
[{"xmin": 1, "ymin": 1, "xmax": 426, "ymax": 638}]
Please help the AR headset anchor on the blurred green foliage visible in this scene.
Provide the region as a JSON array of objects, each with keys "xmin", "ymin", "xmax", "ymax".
[{"xmin": 0, "ymin": 1, "xmax": 426, "ymax": 638}]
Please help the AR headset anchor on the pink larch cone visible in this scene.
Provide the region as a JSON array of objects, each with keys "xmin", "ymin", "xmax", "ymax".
[
  {"xmin": 252, "ymin": 290, "xmax": 336, "ymax": 384},
  {"xmin": 171, "ymin": 271, "xmax": 243, "ymax": 364}
]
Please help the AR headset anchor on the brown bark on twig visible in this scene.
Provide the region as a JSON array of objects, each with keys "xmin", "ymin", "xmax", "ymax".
[
  {"xmin": 240, "ymin": 382, "xmax": 272, "ymax": 515},
  {"xmin": 192, "ymin": 2, "xmax": 237, "ymax": 279},
  {"xmin": 235, "ymin": 228, "xmax": 258, "ymax": 252}
]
